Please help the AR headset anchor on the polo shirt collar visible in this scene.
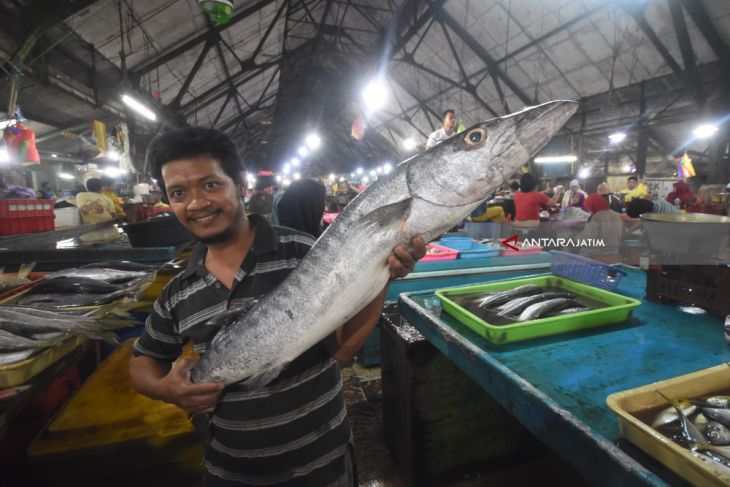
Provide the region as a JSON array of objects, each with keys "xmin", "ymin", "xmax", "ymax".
[{"xmin": 181, "ymin": 214, "xmax": 279, "ymax": 280}]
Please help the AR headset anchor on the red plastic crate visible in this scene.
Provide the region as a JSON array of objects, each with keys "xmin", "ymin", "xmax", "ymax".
[{"xmin": 0, "ymin": 199, "xmax": 55, "ymax": 236}]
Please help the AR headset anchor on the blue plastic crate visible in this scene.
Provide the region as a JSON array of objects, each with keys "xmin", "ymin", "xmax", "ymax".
[
  {"xmin": 550, "ymin": 251, "xmax": 627, "ymax": 291},
  {"xmin": 458, "ymin": 242, "xmax": 501, "ymax": 259},
  {"xmin": 437, "ymin": 236, "xmax": 474, "ymax": 251}
]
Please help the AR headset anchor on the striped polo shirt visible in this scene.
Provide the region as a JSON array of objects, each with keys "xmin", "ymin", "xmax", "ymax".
[{"xmin": 133, "ymin": 214, "xmax": 351, "ymax": 486}]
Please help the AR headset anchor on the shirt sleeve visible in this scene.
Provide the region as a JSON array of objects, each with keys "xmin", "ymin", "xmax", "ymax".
[
  {"xmin": 537, "ymin": 192, "xmax": 550, "ymax": 205},
  {"xmin": 132, "ymin": 291, "xmax": 184, "ymax": 361}
]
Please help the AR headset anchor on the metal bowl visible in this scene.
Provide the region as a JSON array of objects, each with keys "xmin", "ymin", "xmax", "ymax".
[{"xmin": 639, "ymin": 212, "xmax": 730, "ymax": 257}]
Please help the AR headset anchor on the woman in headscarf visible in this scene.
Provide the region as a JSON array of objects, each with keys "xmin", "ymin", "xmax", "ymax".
[
  {"xmin": 568, "ymin": 191, "xmax": 586, "ymax": 211},
  {"xmin": 277, "ymin": 178, "xmax": 327, "ymax": 238},
  {"xmin": 665, "ymin": 181, "xmax": 696, "ymax": 209},
  {"xmin": 575, "ymin": 193, "xmax": 624, "ymax": 263}
]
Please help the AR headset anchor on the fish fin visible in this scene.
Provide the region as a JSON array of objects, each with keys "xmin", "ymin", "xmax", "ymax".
[
  {"xmin": 352, "ymin": 198, "xmax": 412, "ymax": 237},
  {"xmin": 239, "ymin": 364, "xmax": 286, "ymax": 390},
  {"xmin": 18, "ymin": 261, "xmax": 36, "ymax": 278}
]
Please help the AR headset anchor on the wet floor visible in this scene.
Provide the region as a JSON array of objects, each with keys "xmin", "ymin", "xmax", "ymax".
[{"xmin": 343, "ymin": 362, "xmax": 589, "ymax": 487}]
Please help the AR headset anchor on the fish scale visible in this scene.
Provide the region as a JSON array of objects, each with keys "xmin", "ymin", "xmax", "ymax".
[{"xmin": 191, "ymin": 101, "xmax": 579, "ymax": 387}]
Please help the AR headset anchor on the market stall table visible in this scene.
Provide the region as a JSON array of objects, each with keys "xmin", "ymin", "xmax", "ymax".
[{"xmin": 397, "ymin": 265, "xmax": 729, "ymax": 486}]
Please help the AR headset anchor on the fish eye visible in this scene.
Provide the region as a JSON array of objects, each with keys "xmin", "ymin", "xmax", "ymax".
[{"xmin": 464, "ymin": 128, "xmax": 486, "ymax": 148}]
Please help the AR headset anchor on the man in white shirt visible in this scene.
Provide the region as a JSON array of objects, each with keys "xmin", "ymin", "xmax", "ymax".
[{"xmin": 426, "ymin": 109, "xmax": 456, "ymax": 149}]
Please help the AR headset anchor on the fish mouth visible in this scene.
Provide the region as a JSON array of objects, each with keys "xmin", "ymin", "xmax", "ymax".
[{"xmin": 188, "ymin": 210, "xmax": 221, "ymax": 224}]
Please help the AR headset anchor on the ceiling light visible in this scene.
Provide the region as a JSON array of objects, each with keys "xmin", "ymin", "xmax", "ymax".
[
  {"xmin": 104, "ymin": 167, "xmax": 127, "ymax": 178},
  {"xmin": 297, "ymin": 146, "xmax": 309, "ymax": 158},
  {"xmin": 121, "ymin": 94, "xmax": 157, "ymax": 121},
  {"xmin": 376, "ymin": 166, "xmax": 383, "ymax": 174},
  {"xmin": 370, "ymin": 170, "xmax": 376, "ymax": 177},
  {"xmin": 362, "ymin": 176, "xmax": 370, "ymax": 183},
  {"xmin": 107, "ymin": 149, "xmax": 120, "ymax": 161},
  {"xmin": 339, "ymin": 177, "xmax": 345, "ymax": 182},
  {"xmin": 608, "ymin": 132, "xmax": 626, "ymax": 143},
  {"xmin": 403, "ymin": 138, "xmax": 417, "ymax": 151},
  {"xmin": 350, "ymin": 172, "xmax": 355, "ymax": 178},
  {"xmin": 51, "ymin": 154, "xmax": 58, "ymax": 158},
  {"xmin": 578, "ymin": 167, "xmax": 590, "ymax": 178},
  {"xmin": 58, "ymin": 172, "xmax": 75, "ymax": 180},
  {"xmin": 328, "ymin": 173, "xmax": 335, "ymax": 181},
  {"xmin": 198, "ymin": 0, "xmax": 234, "ymax": 25},
  {"xmin": 294, "ymin": 172, "xmax": 301, "ymax": 180},
  {"xmin": 291, "ymin": 157, "xmax": 301, "ymax": 167},
  {"xmin": 693, "ymin": 124, "xmax": 719, "ymax": 139},
  {"xmin": 282, "ymin": 166, "xmax": 291, "ymax": 175},
  {"xmin": 275, "ymin": 175, "xmax": 282, "ymax": 182},
  {"xmin": 283, "ymin": 179, "xmax": 291, "ymax": 187},
  {"xmin": 356, "ymin": 167, "xmax": 363, "ymax": 175},
  {"xmin": 305, "ymin": 133, "xmax": 321, "ymax": 150},
  {"xmin": 383, "ymin": 163, "xmax": 393, "ymax": 174},
  {"xmin": 534, "ymin": 155, "xmax": 578, "ymax": 164},
  {"xmin": 362, "ymin": 78, "xmax": 388, "ymax": 112}
]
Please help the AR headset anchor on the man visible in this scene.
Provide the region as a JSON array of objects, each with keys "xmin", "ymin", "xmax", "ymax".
[
  {"xmin": 426, "ymin": 109, "xmax": 456, "ymax": 149},
  {"xmin": 620, "ymin": 175, "xmax": 648, "ymax": 202},
  {"xmin": 560, "ymin": 179, "xmax": 587, "ymax": 208},
  {"xmin": 246, "ymin": 183, "xmax": 274, "ymax": 220},
  {"xmin": 75, "ymin": 177, "xmax": 117, "ymax": 224},
  {"xmin": 128, "ymin": 127, "xmax": 425, "ymax": 486},
  {"xmin": 596, "ymin": 182, "xmax": 622, "ymax": 213},
  {"xmin": 625, "ymin": 196, "xmax": 679, "ymax": 218}
]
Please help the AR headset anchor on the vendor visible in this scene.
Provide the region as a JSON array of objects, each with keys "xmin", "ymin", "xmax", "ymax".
[
  {"xmin": 665, "ymin": 181, "xmax": 697, "ymax": 209},
  {"xmin": 575, "ymin": 193, "xmax": 623, "ymax": 262},
  {"xmin": 75, "ymin": 178, "xmax": 118, "ymax": 224},
  {"xmin": 100, "ymin": 176, "xmax": 126, "ymax": 218},
  {"xmin": 619, "ymin": 176, "xmax": 648, "ymax": 202},
  {"xmin": 561, "ymin": 179, "xmax": 587, "ymax": 208},
  {"xmin": 597, "ymin": 182, "xmax": 623, "ymax": 213},
  {"xmin": 513, "ymin": 173, "xmax": 562, "ymax": 224},
  {"xmin": 625, "ymin": 197, "xmax": 679, "ymax": 218}
]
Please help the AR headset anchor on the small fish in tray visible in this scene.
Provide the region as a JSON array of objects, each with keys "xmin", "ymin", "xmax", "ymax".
[
  {"xmin": 18, "ymin": 274, "xmax": 153, "ymax": 309},
  {"xmin": 477, "ymin": 285, "xmax": 542, "ymax": 308},
  {"xmin": 497, "ymin": 292, "xmax": 575, "ymax": 317},
  {"xmin": 641, "ymin": 391, "xmax": 730, "ymax": 472}
]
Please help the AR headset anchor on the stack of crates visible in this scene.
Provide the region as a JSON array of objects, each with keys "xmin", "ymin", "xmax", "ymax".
[{"xmin": 0, "ymin": 199, "xmax": 55, "ymax": 236}]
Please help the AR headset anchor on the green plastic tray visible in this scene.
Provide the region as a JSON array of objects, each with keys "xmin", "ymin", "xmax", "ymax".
[{"xmin": 435, "ymin": 275, "xmax": 641, "ymax": 345}]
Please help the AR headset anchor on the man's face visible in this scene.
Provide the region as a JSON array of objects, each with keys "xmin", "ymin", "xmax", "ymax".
[
  {"xmin": 627, "ymin": 179, "xmax": 637, "ymax": 190},
  {"xmin": 162, "ymin": 156, "xmax": 244, "ymax": 244},
  {"xmin": 443, "ymin": 112, "xmax": 455, "ymax": 133}
]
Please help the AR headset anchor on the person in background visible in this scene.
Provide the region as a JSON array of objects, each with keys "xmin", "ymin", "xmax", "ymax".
[
  {"xmin": 560, "ymin": 179, "xmax": 587, "ymax": 208},
  {"xmin": 619, "ymin": 176, "xmax": 648, "ymax": 202},
  {"xmin": 128, "ymin": 127, "xmax": 426, "ymax": 486},
  {"xmin": 277, "ymin": 179, "xmax": 327, "ymax": 238},
  {"xmin": 513, "ymin": 173, "xmax": 562, "ymax": 223},
  {"xmin": 575, "ymin": 193, "xmax": 624, "ymax": 262},
  {"xmin": 665, "ymin": 181, "xmax": 696, "ymax": 209},
  {"xmin": 75, "ymin": 177, "xmax": 117, "ymax": 224},
  {"xmin": 269, "ymin": 187, "xmax": 286, "ymax": 226},
  {"xmin": 568, "ymin": 191, "xmax": 586, "ymax": 210},
  {"xmin": 426, "ymin": 109, "xmax": 456, "ymax": 149},
  {"xmin": 38, "ymin": 182, "xmax": 55, "ymax": 200},
  {"xmin": 247, "ymin": 184, "xmax": 274, "ymax": 220},
  {"xmin": 334, "ymin": 180, "xmax": 357, "ymax": 211},
  {"xmin": 100, "ymin": 176, "xmax": 126, "ymax": 219},
  {"xmin": 597, "ymin": 182, "xmax": 623, "ymax": 213},
  {"xmin": 625, "ymin": 197, "xmax": 679, "ymax": 218}
]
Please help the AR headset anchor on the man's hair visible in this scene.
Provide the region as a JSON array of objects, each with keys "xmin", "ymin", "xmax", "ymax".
[
  {"xmin": 626, "ymin": 198, "xmax": 653, "ymax": 218},
  {"xmin": 442, "ymin": 109, "xmax": 455, "ymax": 119},
  {"xmin": 99, "ymin": 175, "xmax": 115, "ymax": 188},
  {"xmin": 86, "ymin": 178, "xmax": 103, "ymax": 193},
  {"xmin": 627, "ymin": 175, "xmax": 638, "ymax": 182},
  {"xmin": 509, "ymin": 181, "xmax": 520, "ymax": 192},
  {"xmin": 519, "ymin": 173, "xmax": 537, "ymax": 192},
  {"xmin": 146, "ymin": 127, "xmax": 246, "ymax": 197}
]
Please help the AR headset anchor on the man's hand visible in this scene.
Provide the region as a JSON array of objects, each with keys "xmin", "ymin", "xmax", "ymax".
[
  {"xmin": 387, "ymin": 235, "xmax": 427, "ymax": 281},
  {"xmin": 162, "ymin": 358, "xmax": 224, "ymax": 414}
]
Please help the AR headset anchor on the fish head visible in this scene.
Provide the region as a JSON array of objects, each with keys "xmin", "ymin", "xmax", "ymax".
[{"xmin": 407, "ymin": 100, "xmax": 578, "ymax": 207}]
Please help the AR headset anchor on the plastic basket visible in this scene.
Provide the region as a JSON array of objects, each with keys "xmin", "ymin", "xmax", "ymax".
[
  {"xmin": 0, "ymin": 199, "xmax": 55, "ymax": 235},
  {"xmin": 550, "ymin": 251, "xmax": 626, "ymax": 291}
]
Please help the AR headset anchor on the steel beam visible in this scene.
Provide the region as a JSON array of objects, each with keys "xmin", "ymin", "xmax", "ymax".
[
  {"xmin": 428, "ymin": 0, "xmax": 533, "ymax": 106},
  {"xmin": 679, "ymin": 0, "xmax": 730, "ymax": 69},
  {"xmin": 170, "ymin": 35, "xmax": 215, "ymax": 109},
  {"xmin": 129, "ymin": 0, "xmax": 277, "ymax": 77},
  {"xmin": 667, "ymin": 0, "xmax": 704, "ymax": 108}
]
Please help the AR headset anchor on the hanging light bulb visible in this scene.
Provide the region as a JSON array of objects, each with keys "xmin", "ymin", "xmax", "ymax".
[{"xmin": 198, "ymin": 0, "xmax": 234, "ymax": 24}]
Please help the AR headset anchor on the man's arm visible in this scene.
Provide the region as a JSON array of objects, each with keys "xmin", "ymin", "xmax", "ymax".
[
  {"xmin": 323, "ymin": 236, "xmax": 427, "ymax": 362},
  {"xmin": 129, "ymin": 354, "xmax": 224, "ymax": 414}
]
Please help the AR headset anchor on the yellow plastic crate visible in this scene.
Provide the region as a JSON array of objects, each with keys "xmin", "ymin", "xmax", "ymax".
[
  {"xmin": 0, "ymin": 336, "xmax": 85, "ymax": 388},
  {"xmin": 607, "ymin": 363, "xmax": 730, "ymax": 487}
]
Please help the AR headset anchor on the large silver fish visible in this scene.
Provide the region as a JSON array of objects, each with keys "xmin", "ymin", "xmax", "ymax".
[{"xmin": 192, "ymin": 100, "xmax": 579, "ymax": 387}]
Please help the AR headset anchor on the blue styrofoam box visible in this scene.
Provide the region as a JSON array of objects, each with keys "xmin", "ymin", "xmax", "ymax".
[
  {"xmin": 437, "ymin": 236, "xmax": 474, "ymax": 251},
  {"xmin": 458, "ymin": 242, "xmax": 501, "ymax": 259}
]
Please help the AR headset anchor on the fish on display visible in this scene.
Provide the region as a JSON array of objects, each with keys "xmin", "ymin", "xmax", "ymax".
[
  {"xmin": 553, "ymin": 306, "xmax": 590, "ymax": 315},
  {"xmin": 190, "ymin": 100, "xmax": 579, "ymax": 387},
  {"xmin": 706, "ymin": 421, "xmax": 730, "ymax": 445},
  {"xmin": 651, "ymin": 400, "xmax": 697, "ymax": 428},
  {"xmin": 26, "ymin": 276, "xmax": 123, "ymax": 295},
  {"xmin": 704, "ymin": 408, "xmax": 730, "ymax": 428},
  {"xmin": 517, "ymin": 298, "xmax": 581, "ymax": 322},
  {"xmin": 0, "ymin": 306, "xmax": 119, "ymax": 344},
  {"xmin": 79, "ymin": 261, "xmax": 158, "ymax": 272},
  {"xmin": 706, "ymin": 396, "xmax": 730, "ymax": 408},
  {"xmin": 0, "ymin": 348, "xmax": 37, "ymax": 366},
  {"xmin": 477, "ymin": 285, "xmax": 543, "ymax": 309},
  {"xmin": 0, "ymin": 329, "xmax": 65, "ymax": 352},
  {"xmin": 0, "ymin": 262, "xmax": 36, "ymax": 292},
  {"xmin": 497, "ymin": 292, "xmax": 574, "ymax": 316},
  {"xmin": 45, "ymin": 267, "xmax": 150, "ymax": 284},
  {"xmin": 18, "ymin": 275, "xmax": 152, "ymax": 308}
]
